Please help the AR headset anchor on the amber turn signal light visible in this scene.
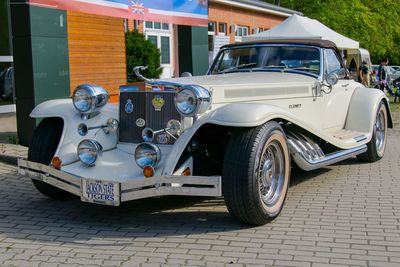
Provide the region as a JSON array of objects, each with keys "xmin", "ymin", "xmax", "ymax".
[
  {"xmin": 51, "ymin": 156, "xmax": 62, "ymax": 170},
  {"xmin": 181, "ymin": 167, "xmax": 191, "ymax": 176},
  {"xmin": 143, "ymin": 165, "xmax": 155, "ymax": 177}
]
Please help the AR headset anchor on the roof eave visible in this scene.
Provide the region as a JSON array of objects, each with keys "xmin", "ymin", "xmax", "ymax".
[{"xmin": 210, "ymin": 0, "xmax": 302, "ymax": 17}]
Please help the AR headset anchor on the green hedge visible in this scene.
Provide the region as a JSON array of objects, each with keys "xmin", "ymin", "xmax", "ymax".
[{"xmin": 126, "ymin": 30, "xmax": 162, "ymax": 83}]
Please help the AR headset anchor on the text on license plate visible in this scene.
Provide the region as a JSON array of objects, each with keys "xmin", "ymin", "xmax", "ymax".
[{"xmin": 81, "ymin": 179, "xmax": 120, "ymax": 206}]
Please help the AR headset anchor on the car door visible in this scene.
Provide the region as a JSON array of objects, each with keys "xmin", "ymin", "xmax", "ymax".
[{"xmin": 319, "ymin": 48, "xmax": 356, "ymax": 131}]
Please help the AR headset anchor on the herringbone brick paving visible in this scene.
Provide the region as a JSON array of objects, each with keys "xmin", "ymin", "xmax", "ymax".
[{"xmin": 0, "ymin": 130, "xmax": 399, "ymax": 266}]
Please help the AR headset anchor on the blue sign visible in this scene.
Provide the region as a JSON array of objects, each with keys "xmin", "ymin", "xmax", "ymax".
[{"xmin": 30, "ymin": 0, "xmax": 208, "ymax": 26}]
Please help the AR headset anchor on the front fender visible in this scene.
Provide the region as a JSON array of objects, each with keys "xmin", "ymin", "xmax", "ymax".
[
  {"xmin": 207, "ymin": 103, "xmax": 294, "ymax": 127},
  {"xmin": 345, "ymin": 88, "xmax": 393, "ymax": 134},
  {"xmin": 163, "ymin": 103, "xmax": 314, "ymax": 175},
  {"xmin": 30, "ymin": 99, "xmax": 119, "ymax": 165}
]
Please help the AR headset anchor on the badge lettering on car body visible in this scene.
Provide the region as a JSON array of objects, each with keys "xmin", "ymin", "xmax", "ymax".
[
  {"xmin": 125, "ymin": 99, "xmax": 134, "ymax": 114},
  {"xmin": 152, "ymin": 95, "xmax": 165, "ymax": 111},
  {"xmin": 289, "ymin": 104, "xmax": 302, "ymax": 109}
]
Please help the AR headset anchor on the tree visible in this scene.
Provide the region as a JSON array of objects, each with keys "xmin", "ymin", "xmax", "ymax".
[
  {"xmin": 125, "ymin": 30, "xmax": 162, "ymax": 83},
  {"xmin": 263, "ymin": 0, "xmax": 400, "ymax": 64}
]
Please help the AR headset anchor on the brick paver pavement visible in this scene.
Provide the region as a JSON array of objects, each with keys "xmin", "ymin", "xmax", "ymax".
[{"xmin": 0, "ymin": 130, "xmax": 399, "ymax": 267}]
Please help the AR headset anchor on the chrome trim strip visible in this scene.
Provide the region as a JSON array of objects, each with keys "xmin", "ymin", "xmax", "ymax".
[{"xmin": 354, "ymin": 135, "xmax": 367, "ymax": 142}]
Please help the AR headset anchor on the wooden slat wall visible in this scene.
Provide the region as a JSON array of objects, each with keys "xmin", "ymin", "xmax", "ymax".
[{"xmin": 67, "ymin": 11, "xmax": 126, "ymax": 101}]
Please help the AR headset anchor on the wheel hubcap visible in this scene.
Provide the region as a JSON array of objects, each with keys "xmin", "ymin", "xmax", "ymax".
[
  {"xmin": 375, "ymin": 108, "xmax": 386, "ymax": 155},
  {"xmin": 258, "ymin": 141, "xmax": 285, "ymax": 207}
]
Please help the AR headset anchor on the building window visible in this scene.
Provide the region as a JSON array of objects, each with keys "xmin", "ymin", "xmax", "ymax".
[
  {"xmin": 162, "ymin": 23, "xmax": 169, "ymax": 30},
  {"xmin": 208, "ymin": 21, "xmax": 216, "ymax": 34},
  {"xmin": 160, "ymin": 36, "xmax": 170, "ymax": 64},
  {"xmin": 147, "ymin": 35, "xmax": 157, "ymax": 46},
  {"xmin": 145, "ymin": 21, "xmax": 169, "ymax": 31},
  {"xmin": 153, "ymin": 21, "xmax": 161, "ymax": 29},
  {"xmin": 145, "ymin": 21, "xmax": 153, "ymax": 28},
  {"xmin": 236, "ymin": 26, "xmax": 249, "ymax": 37},
  {"xmin": 218, "ymin": 23, "xmax": 226, "ymax": 35},
  {"xmin": 254, "ymin": 27, "xmax": 266, "ymax": 34}
]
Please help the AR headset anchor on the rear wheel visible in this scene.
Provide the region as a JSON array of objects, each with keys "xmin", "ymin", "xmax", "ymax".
[
  {"xmin": 357, "ymin": 102, "xmax": 388, "ymax": 162},
  {"xmin": 28, "ymin": 118, "xmax": 75, "ymax": 199},
  {"xmin": 223, "ymin": 121, "xmax": 290, "ymax": 225}
]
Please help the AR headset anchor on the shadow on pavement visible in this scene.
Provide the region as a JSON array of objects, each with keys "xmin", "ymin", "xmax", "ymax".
[{"xmin": 0, "ymin": 160, "xmax": 343, "ymax": 245}]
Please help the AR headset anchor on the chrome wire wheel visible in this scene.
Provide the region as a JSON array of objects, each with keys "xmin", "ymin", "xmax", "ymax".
[
  {"xmin": 357, "ymin": 101, "xmax": 388, "ymax": 163},
  {"xmin": 375, "ymin": 106, "xmax": 387, "ymax": 157},
  {"xmin": 258, "ymin": 140, "xmax": 285, "ymax": 208}
]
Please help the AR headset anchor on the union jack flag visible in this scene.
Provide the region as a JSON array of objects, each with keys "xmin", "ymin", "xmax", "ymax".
[{"xmin": 129, "ymin": 1, "xmax": 145, "ymax": 14}]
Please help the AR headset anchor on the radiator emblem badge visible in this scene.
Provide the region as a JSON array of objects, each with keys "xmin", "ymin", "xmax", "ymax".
[
  {"xmin": 136, "ymin": 118, "xmax": 145, "ymax": 127},
  {"xmin": 152, "ymin": 95, "xmax": 165, "ymax": 111},
  {"xmin": 125, "ymin": 99, "xmax": 134, "ymax": 114},
  {"xmin": 156, "ymin": 132, "xmax": 170, "ymax": 144}
]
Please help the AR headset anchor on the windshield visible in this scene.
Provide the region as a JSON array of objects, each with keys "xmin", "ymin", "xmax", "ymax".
[{"xmin": 210, "ymin": 45, "xmax": 321, "ymax": 77}]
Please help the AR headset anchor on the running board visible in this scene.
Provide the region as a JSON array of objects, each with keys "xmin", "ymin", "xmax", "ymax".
[
  {"xmin": 285, "ymin": 130, "xmax": 367, "ymax": 171},
  {"xmin": 289, "ymin": 142, "xmax": 367, "ymax": 171}
]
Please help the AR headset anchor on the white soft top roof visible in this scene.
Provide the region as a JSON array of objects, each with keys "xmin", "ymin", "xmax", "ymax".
[{"xmin": 243, "ymin": 14, "xmax": 359, "ymax": 49}]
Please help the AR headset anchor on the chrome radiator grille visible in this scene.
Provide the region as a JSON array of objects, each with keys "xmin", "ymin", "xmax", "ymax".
[{"xmin": 119, "ymin": 88, "xmax": 181, "ymax": 144}]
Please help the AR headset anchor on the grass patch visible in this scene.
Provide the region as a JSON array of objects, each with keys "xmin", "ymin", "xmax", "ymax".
[
  {"xmin": 7, "ymin": 135, "xmax": 19, "ymax": 145},
  {"xmin": 389, "ymin": 97, "xmax": 400, "ymax": 113}
]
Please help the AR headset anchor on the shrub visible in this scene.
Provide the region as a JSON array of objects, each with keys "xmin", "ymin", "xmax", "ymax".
[{"xmin": 125, "ymin": 30, "xmax": 162, "ymax": 83}]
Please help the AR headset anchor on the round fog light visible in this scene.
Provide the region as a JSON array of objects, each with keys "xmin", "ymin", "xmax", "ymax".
[
  {"xmin": 77, "ymin": 139, "xmax": 103, "ymax": 166},
  {"xmin": 134, "ymin": 143, "xmax": 161, "ymax": 168}
]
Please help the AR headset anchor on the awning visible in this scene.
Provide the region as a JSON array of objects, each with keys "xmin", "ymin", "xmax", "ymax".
[
  {"xmin": 243, "ymin": 14, "xmax": 359, "ymax": 50},
  {"xmin": 29, "ymin": 0, "xmax": 209, "ymax": 26}
]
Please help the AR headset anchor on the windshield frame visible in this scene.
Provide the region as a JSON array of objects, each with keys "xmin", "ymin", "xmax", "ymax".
[{"xmin": 207, "ymin": 44, "xmax": 324, "ymax": 79}]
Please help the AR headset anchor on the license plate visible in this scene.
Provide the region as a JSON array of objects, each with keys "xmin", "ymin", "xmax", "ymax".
[{"xmin": 81, "ymin": 179, "xmax": 120, "ymax": 206}]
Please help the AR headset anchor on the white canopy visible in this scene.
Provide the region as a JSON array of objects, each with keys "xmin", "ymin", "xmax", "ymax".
[{"xmin": 243, "ymin": 14, "xmax": 359, "ymax": 49}]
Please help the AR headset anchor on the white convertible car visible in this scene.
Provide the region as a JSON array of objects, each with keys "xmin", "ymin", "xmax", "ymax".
[{"xmin": 18, "ymin": 39, "xmax": 392, "ymax": 225}]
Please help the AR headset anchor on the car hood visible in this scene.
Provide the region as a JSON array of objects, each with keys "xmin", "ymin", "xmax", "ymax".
[{"xmin": 165, "ymin": 72, "xmax": 317, "ymax": 104}]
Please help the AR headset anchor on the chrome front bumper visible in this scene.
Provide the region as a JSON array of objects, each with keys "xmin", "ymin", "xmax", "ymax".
[{"xmin": 18, "ymin": 159, "xmax": 222, "ymax": 206}]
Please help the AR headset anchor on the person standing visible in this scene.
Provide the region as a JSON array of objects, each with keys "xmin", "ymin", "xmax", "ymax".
[
  {"xmin": 358, "ymin": 64, "xmax": 363, "ymax": 83},
  {"xmin": 377, "ymin": 58, "xmax": 389, "ymax": 92},
  {"xmin": 361, "ymin": 61, "xmax": 370, "ymax": 87}
]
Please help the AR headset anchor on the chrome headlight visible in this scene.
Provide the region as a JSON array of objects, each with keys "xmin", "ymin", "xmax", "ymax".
[
  {"xmin": 175, "ymin": 85, "xmax": 211, "ymax": 117},
  {"xmin": 77, "ymin": 139, "xmax": 103, "ymax": 167},
  {"xmin": 134, "ymin": 143, "xmax": 161, "ymax": 168},
  {"xmin": 73, "ymin": 84, "xmax": 109, "ymax": 114}
]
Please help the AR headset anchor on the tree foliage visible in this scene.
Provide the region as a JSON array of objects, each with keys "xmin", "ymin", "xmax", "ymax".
[
  {"xmin": 125, "ymin": 30, "xmax": 162, "ymax": 83},
  {"xmin": 264, "ymin": 0, "xmax": 400, "ymax": 64}
]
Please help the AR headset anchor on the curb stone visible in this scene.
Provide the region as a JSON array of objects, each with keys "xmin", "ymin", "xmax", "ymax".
[{"xmin": 0, "ymin": 143, "xmax": 28, "ymax": 166}]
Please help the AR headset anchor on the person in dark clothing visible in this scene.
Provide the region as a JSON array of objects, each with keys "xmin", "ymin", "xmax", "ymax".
[
  {"xmin": 392, "ymin": 77, "xmax": 400, "ymax": 102},
  {"xmin": 358, "ymin": 64, "xmax": 363, "ymax": 83},
  {"xmin": 377, "ymin": 58, "xmax": 389, "ymax": 92}
]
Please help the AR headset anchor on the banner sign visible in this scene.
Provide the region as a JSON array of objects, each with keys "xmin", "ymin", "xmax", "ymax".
[{"xmin": 29, "ymin": 0, "xmax": 208, "ymax": 26}]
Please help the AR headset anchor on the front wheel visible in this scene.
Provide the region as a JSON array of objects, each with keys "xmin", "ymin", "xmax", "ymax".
[
  {"xmin": 223, "ymin": 121, "xmax": 291, "ymax": 225},
  {"xmin": 28, "ymin": 118, "xmax": 75, "ymax": 200},
  {"xmin": 357, "ymin": 102, "xmax": 388, "ymax": 162}
]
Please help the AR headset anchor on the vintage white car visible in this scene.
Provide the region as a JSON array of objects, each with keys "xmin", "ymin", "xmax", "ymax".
[{"xmin": 18, "ymin": 39, "xmax": 393, "ymax": 225}]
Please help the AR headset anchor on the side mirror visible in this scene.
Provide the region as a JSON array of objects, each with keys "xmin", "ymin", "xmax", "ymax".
[
  {"xmin": 325, "ymin": 68, "xmax": 347, "ymax": 86},
  {"xmin": 326, "ymin": 72, "xmax": 339, "ymax": 86}
]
